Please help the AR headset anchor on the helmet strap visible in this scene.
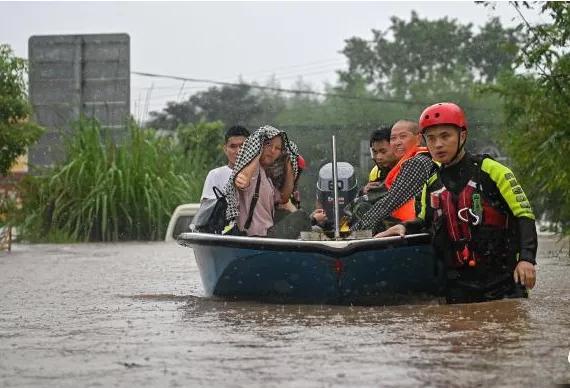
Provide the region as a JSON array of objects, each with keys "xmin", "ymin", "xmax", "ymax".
[{"xmin": 443, "ymin": 128, "xmax": 466, "ymax": 167}]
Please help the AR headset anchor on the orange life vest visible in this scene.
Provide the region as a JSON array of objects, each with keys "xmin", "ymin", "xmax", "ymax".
[{"xmin": 384, "ymin": 146, "xmax": 429, "ymax": 221}]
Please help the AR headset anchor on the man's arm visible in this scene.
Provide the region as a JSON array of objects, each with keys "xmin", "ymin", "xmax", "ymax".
[
  {"xmin": 374, "ymin": 181, "xmax": 432, "ymax": 238},
  {"xmin": 481, "ymin": 158, "xmax": 537, "ymax": 288},
  {"xmin": 352, "ymin": 155, "xmax": 434, "ymax": 231},
  {"xmin": 481, "ymin": 158, "xmax": 537, "ymax": 264}
]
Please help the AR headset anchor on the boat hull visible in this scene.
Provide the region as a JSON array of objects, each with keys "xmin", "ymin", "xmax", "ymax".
[{"xmin": 178, "ymin": 233, "xmax": 444, "ymax": 305}]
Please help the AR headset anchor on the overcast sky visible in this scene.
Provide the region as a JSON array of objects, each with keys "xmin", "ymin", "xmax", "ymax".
[{"xmin": 1, "ymin": 1, "xmax": 546, "ymax": 119}]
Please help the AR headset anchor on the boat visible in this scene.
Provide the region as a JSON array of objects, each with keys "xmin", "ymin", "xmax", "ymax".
[
  {"xmin": 175, "ymin": 135, "xmax": 444, "ymax": 305},
  {"xmin": 176, "ymin": 232, "xmax": 444, "ymax": 305}
]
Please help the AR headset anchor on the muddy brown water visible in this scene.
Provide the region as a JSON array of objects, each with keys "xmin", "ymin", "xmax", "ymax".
[{"xmin": 1, "ymin": 236, "xmax": 569, "ymax": 387}]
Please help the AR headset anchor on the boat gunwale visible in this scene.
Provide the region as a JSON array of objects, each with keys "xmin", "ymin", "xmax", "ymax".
[{"xmin": 177, "ymin": 232, "xmax": 431, "ymax": 256}]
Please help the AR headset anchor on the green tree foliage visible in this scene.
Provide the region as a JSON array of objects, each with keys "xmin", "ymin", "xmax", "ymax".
[
  {"xmin": 18, "ymin": 119, "xmax": 202, "ymax": 242},
  {"xmin": 146, "ymin": 83, "xmax": 285, "ymax": 130},
  {"xmin": 338, "ymin": 12, "xmax": 519, "ymax": 98},
  {"xmin": 0, "ymin": 44, "xmax": 43, "ymax": 175},
  {"xmin": 176, "ymin": 120, "xmax": 226, "ymax": 173},
  {"xmin": 491, "ymin": 3, "xmax": 570, "ymax": 233}
]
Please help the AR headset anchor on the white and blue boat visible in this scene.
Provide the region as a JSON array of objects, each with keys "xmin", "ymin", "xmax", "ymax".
[
  {"xmin": 176, "ymin": 135, "xmax": 444, "ymax": 305},
  {"xmin": 177, "ymin": 232, "xmax": 444, "ymax": 304}
]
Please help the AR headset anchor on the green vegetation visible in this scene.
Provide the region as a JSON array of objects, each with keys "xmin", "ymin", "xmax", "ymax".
[
  {"xmin": 146, "ymin": 84, "xmax": 285, "ymax": 131},
  {"xmin": 7, "ymin": 6, "xmax": 570, "ymax": 240},
  {"xmin": 0, "ymin": 44, "xmax": 44, "ymax": 175},
  {"xmin": 490, "ymin": 3, "xmax": 570, "ymax": 234},
  {"xmin": 177, "ymin": 120, "xmax": 226, "ymax": 169},
  {"xmin": 18, "ymin": 119, "xmax": 208, "ymax": 242}
]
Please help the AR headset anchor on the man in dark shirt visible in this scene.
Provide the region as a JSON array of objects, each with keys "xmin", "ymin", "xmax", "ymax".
[
  {"xmin": 363, "ymin": 126, "xmax": 399, "ymax": 193},
  {"xmin": 377, "ymin": 103, "xmax": 537, "ymax": 303}
]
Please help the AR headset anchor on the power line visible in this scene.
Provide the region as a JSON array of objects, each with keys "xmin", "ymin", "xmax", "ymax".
[
  {"xmin": 132, "ymin": 70, "xmax": 425, "ymax": 106},
  {"xmin": 132, "ymin": 71, "xmax": 500, "ymax": 114},
  {"xmin": 215, "ymin": 57, "xmax": 345, "ymax": 81},
  {"xmin": 266, "ymin": 66, "xmax": 343, "ymax": 82}
]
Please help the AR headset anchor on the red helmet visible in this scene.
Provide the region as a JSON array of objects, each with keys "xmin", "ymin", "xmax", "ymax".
[
  {"xmin": 419, "ymin": 102, "xmax": 467, "ymax": 133},
  {"xmin": 297, "ymin": 155, "xmax": 306, "ymax": 170}
]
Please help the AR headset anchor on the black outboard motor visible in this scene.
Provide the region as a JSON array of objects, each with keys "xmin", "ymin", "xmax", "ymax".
[{"xmin": 316, "ymin": 162, "xmax": 358, "ymax": 219}]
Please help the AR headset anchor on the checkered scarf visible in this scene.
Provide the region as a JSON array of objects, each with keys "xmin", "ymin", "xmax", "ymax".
[{"xmin": 224, "ymin": 125, "xmax": 299, "ymax": 221}]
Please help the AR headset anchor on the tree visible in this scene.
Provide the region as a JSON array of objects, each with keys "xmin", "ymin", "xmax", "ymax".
[
  {"xmin": 330, "ymin": 12, "xmax": 517, "ymax": 158},
  {"xmin": 176, "ymin": 120, "xmax": 226, "ymax": 170},
  {"xmin": 491, "ymin": 2, "xmax": 570, "ymax": 233},
  {"xmin": 146, "ymin": 82, "xmax": 286, "ymax": 130},
  {"xmin": 338, "ymin": 12, "xmax": 519, "ymax": 99},
  {"xmin": 0, "ymin": 44, "xmax": 44, "ymax": 175}
]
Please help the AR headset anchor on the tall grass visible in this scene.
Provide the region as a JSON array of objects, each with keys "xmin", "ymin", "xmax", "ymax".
[{"xmin": 19, "ymin": 119, "xmax": 205, "ymax": 242}]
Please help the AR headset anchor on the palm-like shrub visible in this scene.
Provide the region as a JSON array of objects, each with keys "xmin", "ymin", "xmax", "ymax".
[{"xmin": 19, "ymin": 119, "xmax": 203, "ymax": 241}]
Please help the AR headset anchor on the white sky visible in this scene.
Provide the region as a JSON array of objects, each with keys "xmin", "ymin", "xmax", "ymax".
[{"xmin": 0, "ymin": 1, "xmax": 546, "ymax": 119}]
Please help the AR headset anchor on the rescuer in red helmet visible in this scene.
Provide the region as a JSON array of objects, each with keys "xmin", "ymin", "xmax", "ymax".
[{"xmin": 377, "ymin": 102, "xmax": 538, "ymax": 304}]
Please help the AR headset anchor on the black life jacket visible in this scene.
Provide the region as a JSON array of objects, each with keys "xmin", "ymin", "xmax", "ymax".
[{"xmin": 430, "ymin": 156, "xmax": 510, "ymax": 268}]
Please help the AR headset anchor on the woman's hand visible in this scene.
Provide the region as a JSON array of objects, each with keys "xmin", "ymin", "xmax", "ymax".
[
  {"xmin": 234, "ymin": 155, "xmax": 261, "ymax": 190},
  {"xmin": 235, "ymin": 171, "xmax": 251, "ymax": 190}
]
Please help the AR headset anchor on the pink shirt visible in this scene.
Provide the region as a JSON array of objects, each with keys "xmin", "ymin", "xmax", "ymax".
[{"xmin": 237, "ymin": 166, "xmax": 281, "ymax": 236}]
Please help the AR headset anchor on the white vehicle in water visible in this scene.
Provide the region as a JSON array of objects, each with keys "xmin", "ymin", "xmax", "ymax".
[{"xmin": 164, "ymin": 203, "xmax": 201, "ymax": 242}]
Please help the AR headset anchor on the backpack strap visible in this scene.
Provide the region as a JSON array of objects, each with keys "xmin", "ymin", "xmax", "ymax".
[
  {"xmin": 244, "ymin": 169, "xmax": 262, "ymax": 231},
  {"xmin": 212, "ymin": 185, "xmax": 225, "ymax": 199},
  {"xmin": 472, "ymin": 153, "xmax": 492, "ymax": 193}
]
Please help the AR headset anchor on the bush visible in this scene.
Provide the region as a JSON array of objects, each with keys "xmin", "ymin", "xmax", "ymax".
[{"xmin": 18, "ymin": 119, "xmax": 203, "ymax": 242}]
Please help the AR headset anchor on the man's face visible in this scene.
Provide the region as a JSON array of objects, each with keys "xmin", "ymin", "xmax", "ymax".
[
  {"xmin": 370, "ymin": 140, "xmax": 398, "ymax": 168},
  {"xmin": 260, "ymin": 135, "xmax": 283, "ymax": 167},
  {"xmin": 423, "ymin": 125, "xmax": 466, "ymax": 164},
  {"xmin": 390, "ymin": 123, "xmax": 420, "ymax": 158},
  {"xmin": 223, "ymin": 136, "xmax": 246, "ymax": 167}
]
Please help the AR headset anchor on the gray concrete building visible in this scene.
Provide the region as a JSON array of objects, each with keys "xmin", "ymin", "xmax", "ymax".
[{"xmin": 28, "ymin": 33, "xmax": 130, "ymax": 166}]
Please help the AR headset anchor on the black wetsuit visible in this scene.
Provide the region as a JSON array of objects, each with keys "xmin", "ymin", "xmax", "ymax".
[{"xmin": 406, "ymin": 153, "xmax": 538, "ymax": 304}]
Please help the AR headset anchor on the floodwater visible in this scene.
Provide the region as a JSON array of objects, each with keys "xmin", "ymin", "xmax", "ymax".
[{"xmin": 1, "ymin": 236, "xmax": 569, "ymax": 387}]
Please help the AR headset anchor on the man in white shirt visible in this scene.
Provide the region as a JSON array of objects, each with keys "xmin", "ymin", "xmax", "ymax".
[{"xmin": 201, "ymin": 125, "xmax": 250, "ymax": 201}]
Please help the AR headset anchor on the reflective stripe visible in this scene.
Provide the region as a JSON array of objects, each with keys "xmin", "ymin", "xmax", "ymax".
[
  {"xmin": 480, "ymin": 158, "xmax": 535, "ymax": 220},
  {"xmin": 418, "ymin": 173, "xmax": 439, "ymax": 220}
]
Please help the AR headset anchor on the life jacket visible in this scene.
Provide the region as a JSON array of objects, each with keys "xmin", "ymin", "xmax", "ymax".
[
  {"xmin": 430, "ymin": 161, "xmax": 509, "ymax": 268},
  {"xmin": 385, "ymin": 145, "xmax": 429, "ymax": 221}
]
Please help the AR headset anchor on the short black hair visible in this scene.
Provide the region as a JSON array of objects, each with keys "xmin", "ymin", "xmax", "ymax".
[
  {"xmin": 225, "ymin": 125, "xmax": 250, "ymax": 143},
  {"xmin": 369, "ymin": 126, "xmax": 391, "ymax": 147}
]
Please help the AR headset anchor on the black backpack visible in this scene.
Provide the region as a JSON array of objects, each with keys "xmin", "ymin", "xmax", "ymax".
[{"xmin": 191, "ymin": 186, "xmax": 228, "ymax": 234}]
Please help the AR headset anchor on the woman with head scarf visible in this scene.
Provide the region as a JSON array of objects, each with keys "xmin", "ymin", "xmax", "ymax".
[{"xmin": 223, "ymin": 125, "xmax": 299, "ymax": 237}]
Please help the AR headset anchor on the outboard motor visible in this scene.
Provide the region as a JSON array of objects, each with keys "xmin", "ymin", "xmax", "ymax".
[{"xmin": 316, "ymin": 162, "xmax": 358, "ymax": 219}]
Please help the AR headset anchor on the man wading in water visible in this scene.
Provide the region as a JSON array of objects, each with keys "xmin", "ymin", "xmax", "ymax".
[{"xmin": 378, "ymin": 102, "xmax": 538, "ymax": 304}]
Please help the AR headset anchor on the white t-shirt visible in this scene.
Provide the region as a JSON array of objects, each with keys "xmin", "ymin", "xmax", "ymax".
[{"xmin": 201, "ymin": 165, "xmax": 233, "ymax": 200}]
